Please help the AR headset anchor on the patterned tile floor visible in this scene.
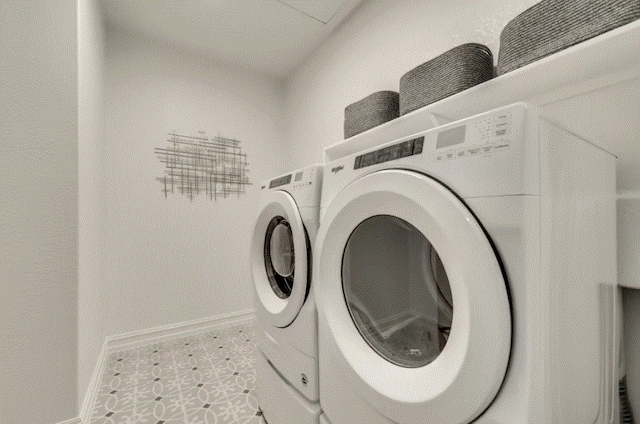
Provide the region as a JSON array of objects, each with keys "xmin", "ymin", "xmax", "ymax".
[{"xmin": 90, "ymin": 321, "xmax": 267, "ymax": 423}]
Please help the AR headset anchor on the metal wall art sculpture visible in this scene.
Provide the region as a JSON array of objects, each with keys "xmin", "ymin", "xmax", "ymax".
[{"xmin": 155, "ymin": 132, "xmax": 251, "ymax": 201}]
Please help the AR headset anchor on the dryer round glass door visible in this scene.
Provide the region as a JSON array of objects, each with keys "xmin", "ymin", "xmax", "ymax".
[
  {"xmin": 343, "ymin": 215, "xmax": 453, "ymax": 368},
  {"xmin": 315, "ymin": 169, "xmax": 511, "ymax": 424}
]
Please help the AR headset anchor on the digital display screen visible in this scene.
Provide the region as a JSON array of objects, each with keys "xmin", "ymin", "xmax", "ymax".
[
  {"xmin": 436, "ymin": 125, "xmax": 466, "ymax": 149},
  {"xmin": 354, "ymin": 137, "xmax": 425, "ymax": 170},
  {"xmin": 269, "ymin": 174, "xmax": 292, "ymax": 188}
]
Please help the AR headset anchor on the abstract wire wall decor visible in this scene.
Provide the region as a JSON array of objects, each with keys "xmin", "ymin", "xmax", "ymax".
[{"xmin": 155, "ymin": 131, "xmax": 251, "ymax": 201}]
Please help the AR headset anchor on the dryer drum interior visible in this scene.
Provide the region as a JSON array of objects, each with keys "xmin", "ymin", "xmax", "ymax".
[{"xmin": 342, "ymin": 214, "xmax": 454, "ymax": 368}]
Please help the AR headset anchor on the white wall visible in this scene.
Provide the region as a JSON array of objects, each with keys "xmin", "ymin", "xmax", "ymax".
[
  {"xmin": 0, "ymin": 1, "xmax": 79, "ymax": 422},
  {"xmin": 102, "ymin": 27, "xmax": 287, "ymax": 338},
  {"xmin": 78, "ymin": 0, "xmax": 106, "ymax": 413},
  {"xmin": 285, "ymin": 0, "xmax": 539, "ymax": 168}
]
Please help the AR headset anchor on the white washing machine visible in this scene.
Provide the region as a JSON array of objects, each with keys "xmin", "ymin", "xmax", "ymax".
[
  {"xmin": 251, "ymin": 164, "xmax": 323, "ymax": 424},
  {"xmin": 315, "ymin": 103, "xmax": 620, "ymax": 423}
]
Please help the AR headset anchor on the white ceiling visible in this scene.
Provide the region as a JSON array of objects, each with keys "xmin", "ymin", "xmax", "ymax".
[{"xmin": 101, "ymin": 0, "xmax": 364, "ymax": 80}]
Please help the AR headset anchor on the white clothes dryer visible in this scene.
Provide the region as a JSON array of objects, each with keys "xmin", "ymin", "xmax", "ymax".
[
  {"xmin": 315, "ymin": 103, "xmax": 619, "ymax": 423},
  {"xmin": 251, "ymin": 164, "xmax": 323, "ymax": 424}
]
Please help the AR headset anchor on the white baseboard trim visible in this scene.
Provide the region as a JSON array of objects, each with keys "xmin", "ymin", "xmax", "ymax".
[
  {"xmin": 79, "ymin": 336, "xmax": 109, "ymax": 424},
  {"xmin": 106, "ymin": 309, "xmax": 256, "ymax": 352},
  {"xmin": 79, "ymin": 309, "xmax": 256, "ymax": 423}
]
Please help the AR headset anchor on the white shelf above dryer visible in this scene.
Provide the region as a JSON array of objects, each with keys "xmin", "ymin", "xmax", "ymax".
[{"xmin": 325, "ymin": 19, "xmax": 640, "ymax": 163}]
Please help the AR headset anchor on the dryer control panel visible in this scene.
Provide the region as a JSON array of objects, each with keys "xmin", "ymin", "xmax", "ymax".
[
  {"xmin": 321, "ymin": 103, "xmax": 539, "ymax": 208},
  {"xmin": 435, "ymin": 111, "xmax": 512, "ymax": 162}
]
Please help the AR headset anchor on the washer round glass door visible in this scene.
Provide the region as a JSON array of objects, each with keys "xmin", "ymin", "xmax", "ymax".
[
  {"xmin": 264, "ymin": 216, "xmax": 295, "ymax": 299},
  {"xmin": 315, "ymin": 169, "xmax": 511, "ymax": 424},
  {"xmin": 252, "ymin": 190, "xmax": 309, "ymax": 328}
]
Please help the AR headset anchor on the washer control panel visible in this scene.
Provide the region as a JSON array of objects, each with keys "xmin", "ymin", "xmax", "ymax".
[
  {"xmin": 269, "ymin": 174, "xmax": 292, "ymax": 188},
  {"xmin": 263, "ymin": 166, "xmax": 321, "ymax": 193},
  {"xmin": 435, "ymin": 111, "xmax": 511, "ymax": 161}
]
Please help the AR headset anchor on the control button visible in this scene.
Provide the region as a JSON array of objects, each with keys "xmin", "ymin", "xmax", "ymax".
[
  {"xmin": 494, "ymin": 127, "xmax": 509, "ymax": 137},
  {"xmin": 494, "ymin": 113, "xmax": 511, "ymax": 124},
  {"xmin": 446, "ymin": 152, "xmax": 454, "ymax": 160},
  {"xmin": 468, "ymin": 147, "xmax": 480, "ymax": 156},
  {"xmin": 457, "ymin": 150, "xmax": 466, "ymax": 158}
]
